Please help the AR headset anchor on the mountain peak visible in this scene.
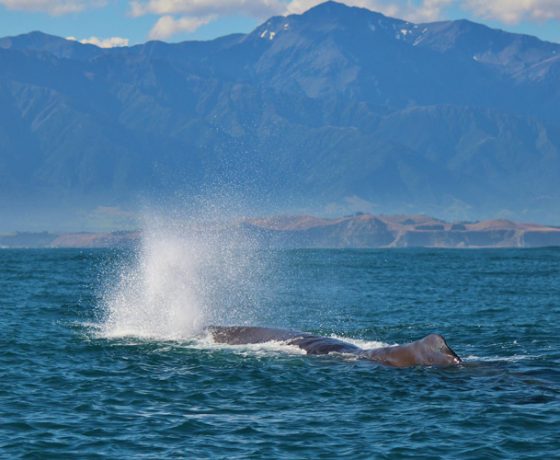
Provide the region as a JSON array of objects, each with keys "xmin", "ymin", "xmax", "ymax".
[
  {"xmin": 305, "ymin": 1, "xmax": 362, "ymax": 14},
  {"xmin": 249, "ymin": 0, "xmax": 406, "ymax": 44},
  {"xmin": 301, "ymin": 0, "xmax": 393, "ymax": 23},
  {"xmin": 0, "ymin": 30, "xmax": 105, "ymax": 59},
  {"xmin": 0, "ymin": 30, "xmax": 65, "ymax": 48}
]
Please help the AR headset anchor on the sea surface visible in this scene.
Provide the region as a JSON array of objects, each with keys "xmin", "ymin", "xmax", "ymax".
[{"xmin": 1, "ymin": 247, "xmax": 559, "ymax": 458}]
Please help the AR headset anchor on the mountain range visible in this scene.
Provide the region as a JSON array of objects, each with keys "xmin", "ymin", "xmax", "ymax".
[{"xmin": 1, "ymin": 1, "xmax": 559, "ymax": 230}]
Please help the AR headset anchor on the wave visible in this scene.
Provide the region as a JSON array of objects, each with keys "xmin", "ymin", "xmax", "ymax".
[{"xmin": 462, "ymin": 354, "xmax": 540, "ymax": 363}]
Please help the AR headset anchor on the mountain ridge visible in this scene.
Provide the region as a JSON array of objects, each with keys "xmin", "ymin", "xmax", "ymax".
[{"xmin": 0, "ymin": 1, "xmax": 559, "ymax": 230}]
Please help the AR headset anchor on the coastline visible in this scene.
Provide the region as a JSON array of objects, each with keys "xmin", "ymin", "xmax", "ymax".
[{"xmin": 2, "ymin": 214, "xmax": 560, "ymax": 249}]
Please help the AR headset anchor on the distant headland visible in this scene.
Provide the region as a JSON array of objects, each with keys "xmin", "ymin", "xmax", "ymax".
[{"xmin": 2, "ymin": 214, "xmax": 560, "ymax": 249}]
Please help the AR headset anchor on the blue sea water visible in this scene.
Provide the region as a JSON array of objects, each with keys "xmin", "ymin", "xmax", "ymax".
[{"xmin": 1, "ymin": 247, "xmax": 559, "ymax": 458}]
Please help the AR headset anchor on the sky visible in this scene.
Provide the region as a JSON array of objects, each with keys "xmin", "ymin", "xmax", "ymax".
[{"xmin": 0, "ymin": 0, "xmax": 560, "ymax": 46}]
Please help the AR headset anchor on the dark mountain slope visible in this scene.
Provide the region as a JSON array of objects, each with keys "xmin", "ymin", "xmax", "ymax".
[{"xmin": 0, "ymin": 1, "xmax": 559, "ymax": 229}]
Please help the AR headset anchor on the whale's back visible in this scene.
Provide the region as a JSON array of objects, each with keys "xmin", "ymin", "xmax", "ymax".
[
  {"xmin": 209, "ymin": 326, "xmax": 304, "ymax": 345},
  {"xmin": 208, "ymin": 326, "xmax": 461, "ymax": 367},
  {"xmin": 209, "ymin": 326, "xmax": 362, "ymax": 355}
]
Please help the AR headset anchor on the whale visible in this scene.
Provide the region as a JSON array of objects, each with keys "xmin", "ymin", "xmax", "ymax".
[{"xmin": 208, "ymin": 326, "xmax": 462, "ymax": 367}]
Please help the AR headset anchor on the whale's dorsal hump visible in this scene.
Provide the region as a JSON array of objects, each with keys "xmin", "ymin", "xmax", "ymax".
[{"xmin": 421, "ymin": 333, "xmax": 462, "ymax": 364}]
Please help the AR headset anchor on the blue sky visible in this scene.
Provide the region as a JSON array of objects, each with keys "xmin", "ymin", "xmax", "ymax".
[{"xmin": 1, "ymin": 0, "xmax": 559, "ymax": 46}]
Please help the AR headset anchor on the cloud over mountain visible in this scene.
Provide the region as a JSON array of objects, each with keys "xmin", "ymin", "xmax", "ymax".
[
  {"xmin": 148, "ymin": 15, "xmax": 215, "ymax": 39},
  {"xmin": 464, "ymin": 0, "xmax": 560, "ymax": 24},
  {"xmin": 129, "ymin": 0, "xmax": 560, "ymax": 38},
  {"xmin": 2, "ymin": 0, "xmax": 560, "ymax": 40},
  {"xmin": 67, "ymin": 35, "xmax": 129, "ymax": 47},
  {"xmin": 132, "ymin": 0, "xmax": 454, "ymax": 36},
  {"xmin": 130, "ymin": 0, "xmax": 284, "ymax": 18},
  {"xmin": 0, "ymin": 0, "xmax": 106, "ymax": 15},
  {"xmin": 131, "ymin": 0, "xmax": 286, "ymax": 35}
]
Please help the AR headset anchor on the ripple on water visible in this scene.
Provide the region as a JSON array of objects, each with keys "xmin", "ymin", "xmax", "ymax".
[{"xmin": 1, "ymin": 249, "xmax": 560, "ymax": 458}]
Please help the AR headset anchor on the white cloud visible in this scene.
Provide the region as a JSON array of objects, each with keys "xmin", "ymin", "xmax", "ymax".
[
  {"xmin": 148, "ymin": 14, "xmax": 215, "ymax": 39},
  {"xmin": 0, "ymin": 0, "xmax": 106, "ymax": 15},
  {"xmin": 128, "ymin": 0, "xmax": 560, "ymax": 27},
  {"xmin": 411, "ymin": 0, "xmax": 453, "ymax": 22},
  {"xmin": 130, "ymin": 0, "xmax": 284, "ymax": 19},
  {"xmin": 132, "ymin": 0, "xmax": 286, "ymax": 38},
  {"xmin": 130, "ymin": 0, "xmax": 407, "ymax": 21},
  {"xmin": 464, "ymin": 0, "xmax": 560, "ymax": 24},
  {"xmin": 67, "ymin": 35, "xmax": 130, "ymax": 47},
  {"xmin": 129, "ymin": 0, "xmax": 286, "ymax": 40},
  {"xmin": 3, "ymin": 0, "xmax": 560, "ymax": 40}
]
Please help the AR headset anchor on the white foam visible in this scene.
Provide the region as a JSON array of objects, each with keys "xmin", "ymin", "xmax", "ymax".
[
  {"xmin": 328, "ymin": 335, "xmax": 390, "ymax": 349},
  {"xmin": 91, "ymin": 324, "xmax": 390, "ymax": 359},
  {"xmin": 192, "ymin": 332, "xmax": 307, "ymax": 356},
  {"xmin": 462, "ymin": 354, "xmax": 539, "ymax": 363},
  {"xmin": 191, "ymin": 332, "xmax": 389, "ymax": 359}
]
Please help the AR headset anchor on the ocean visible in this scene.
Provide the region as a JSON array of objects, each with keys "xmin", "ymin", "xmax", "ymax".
[{"xmin": 1, "ymin": 246, "xmax": 559, "ymax": 458}]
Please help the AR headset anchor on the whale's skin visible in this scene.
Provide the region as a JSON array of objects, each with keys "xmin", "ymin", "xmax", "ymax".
[{"xmin": 208, "ymin": 326, "xmax": 462, "ymax": 367}]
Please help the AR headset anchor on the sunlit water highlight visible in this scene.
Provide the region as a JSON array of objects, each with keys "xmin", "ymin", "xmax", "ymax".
[{"xmin": 1, "ymin": 247, "xmax": 559, "ymax": 458}]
